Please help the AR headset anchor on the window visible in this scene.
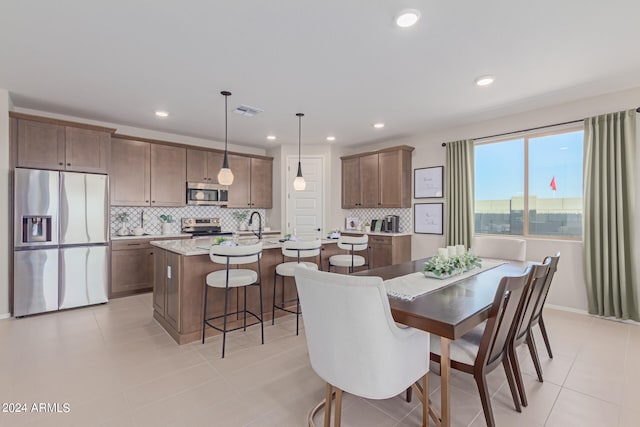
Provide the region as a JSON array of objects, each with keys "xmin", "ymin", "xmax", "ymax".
[{"xmin": 474, "ymin": 128, "xmax": 584, "ymax": 238}]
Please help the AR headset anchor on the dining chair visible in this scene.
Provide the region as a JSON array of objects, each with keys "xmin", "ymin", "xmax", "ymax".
[
  {"xmin": 294, "ymin": 266, "xmax": 432, "ymax": 427},
  {"xmin": 508, "ymin": 259, "xmax": 551, "ymax": 407},
  {"xmin": 430, "ymin": 267, "xmax": 531, "ymax": 427},
  {"xmin": 202, "ymin": 242, "xmax": 264, "ymax": 358},
  {"xmin": 328, "ymin": 234, "xmax": 370, "ymax": 273},
  {"xmin": 530, "ymin": 252, "xmax": 560, "ymax": 359},
  {"xmin": 471, "ymin": 236, "xmax": 527, "ymax": 262},
  {"xmin": 272, "ymin": 239, "xmax": 322, "ymax": 335}
]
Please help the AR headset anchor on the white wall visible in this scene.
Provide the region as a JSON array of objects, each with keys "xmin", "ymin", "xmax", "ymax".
[
  {"xmin": 351, "ymin": 86, "xmax": 640, "ymax": 312},
  {"xmin": 0, "ymin": 89, "xmax": 12, "ymax": 318}
]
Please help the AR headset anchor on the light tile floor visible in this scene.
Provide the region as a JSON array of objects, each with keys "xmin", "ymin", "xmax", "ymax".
[{"xmin": 0, "ymin": 294, "xmax": 638, "ymax": 426}]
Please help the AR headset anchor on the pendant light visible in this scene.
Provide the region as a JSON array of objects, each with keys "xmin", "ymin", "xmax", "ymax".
[
  {"xmin": 293, "ymin": 113, "xmax": 306, "ymax": 191},
  {"xmin": 217, "ymin": 90, "xmax": 234, "ymax": 185}
]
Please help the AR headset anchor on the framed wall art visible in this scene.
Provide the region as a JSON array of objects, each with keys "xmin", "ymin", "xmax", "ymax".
[
  {"xmin": 414, "ymin": 203, "xmax": 443, "ymax": 235},
  {"xmin": 414, "ymin": 166, "xmax": 444, "ymax": 198}
]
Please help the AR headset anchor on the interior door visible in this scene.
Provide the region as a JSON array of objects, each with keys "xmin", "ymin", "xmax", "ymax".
[{"xmin": 286, "ymin": 156, "xmax": 324, "ymax": 239}]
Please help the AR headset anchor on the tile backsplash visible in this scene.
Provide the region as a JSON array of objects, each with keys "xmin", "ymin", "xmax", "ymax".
[
  {"xmin": 346, "ymin": 208, "xmax": 412, "ymax": 233},
  {"xmin": 110, "ymin": 206, "xmax": 266, "ymax": 236}
]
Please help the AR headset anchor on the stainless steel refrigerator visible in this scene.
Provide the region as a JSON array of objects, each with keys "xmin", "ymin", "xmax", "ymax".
[{"xmin": 13, "ymin": 168, "xmax": 109, "ymax": 317}]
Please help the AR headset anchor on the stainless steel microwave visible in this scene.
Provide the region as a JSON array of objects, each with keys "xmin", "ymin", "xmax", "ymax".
[{"xmin": 186, "ymin": 182, "xmax": 229, "ymax": 206}]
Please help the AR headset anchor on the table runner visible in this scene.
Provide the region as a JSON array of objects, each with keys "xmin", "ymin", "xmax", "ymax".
[{"xmin": 384, "ymin": 259, "xmax": 506, "ymax": 301}]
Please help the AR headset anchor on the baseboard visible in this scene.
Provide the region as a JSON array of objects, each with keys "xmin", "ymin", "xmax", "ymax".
[
  {"xmin": 546, "ymin": 304, "xmax": 640, "ymax": 325},
  {"xmin": 0, "ymin": 312, "xmax": 11, "ymax": 320},
  {"xmin": 545, "ymin": 304, "xmax": 589, "ymax": 315}
]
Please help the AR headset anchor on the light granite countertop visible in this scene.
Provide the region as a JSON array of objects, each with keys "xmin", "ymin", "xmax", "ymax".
[
  {"xmin": 111, "ymin": 233, "xmax": 191, "ymax": 241},
  {"xmin": 111, "ymin": 230, "xmax": 281, "ymax": 241},
  {"xmin": 150, "ymin": 237, "xmax": 338, "ymax": 256},
  {"xmin": 341, "ymin": 231, "xmax": 413, "ymax": 237}
]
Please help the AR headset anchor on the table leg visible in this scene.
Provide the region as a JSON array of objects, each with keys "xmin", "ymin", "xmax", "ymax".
[{"xmin": 440, "ymin": 336, "xmax": 451, "ymax": 427}]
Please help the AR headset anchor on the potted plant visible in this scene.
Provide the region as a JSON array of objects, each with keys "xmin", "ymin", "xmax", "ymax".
[
  {"xmin": 232, "ymin": 210, "xmax": 250, "ymax": 231},
  {"xmin": 115, "ymin": 212, "xmax": 130, "ymax": 236},
  {"xmin": 159, "ymin": 214, "xmax": 174, "ymax": 235},
  {"xmin": 364, "ymin": 222, "xmax": 371, "ymax": 233}
]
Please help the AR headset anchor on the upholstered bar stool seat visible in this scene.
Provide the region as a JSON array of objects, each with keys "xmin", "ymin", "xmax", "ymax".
[
  {"xmin": 328, "ymin": 255, "xmax": 365, "ymax": 268},
  {"xmin": 272, "ymin": 239, "xmax": 322, "ymax": 335},
  {"xmin": 207, "ymin": 269, "xmax": 258, "ymax": 288},
  {"xmin": 275, "ymin": 261, "xmax": 318, "ymax": 276}
]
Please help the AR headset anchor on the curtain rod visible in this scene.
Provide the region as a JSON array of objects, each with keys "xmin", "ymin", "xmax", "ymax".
[{"xmin": 441, "ymin": 106, "xmax": 640, "ymax": 147}]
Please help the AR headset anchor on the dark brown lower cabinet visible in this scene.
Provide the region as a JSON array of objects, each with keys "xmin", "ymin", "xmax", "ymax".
[
  {"xmin": 110, "ymin": 236, "xmax": 189, "ymax": 299},
  {"xmin": 110, "ymin": 240, "xmax": 155, "ymax": 298}
]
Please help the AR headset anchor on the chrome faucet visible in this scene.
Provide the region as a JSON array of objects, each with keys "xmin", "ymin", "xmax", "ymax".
[{"xmin": 248, "ymin": 211, "xmax": 262, "ymax": 240}]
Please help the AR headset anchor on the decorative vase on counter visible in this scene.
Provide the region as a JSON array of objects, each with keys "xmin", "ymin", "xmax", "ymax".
[
  {"xmin": 117, "ymin": 221, "xmax": 129, "ymax": 236},
  {"xmin": 161, "ymin": 222, "xmax": 172, "ymax": 235},
  {"xmin": 364, "ymin": 225, "xmax": 371, "ymax": 233},
  {"xmin": 239, "ymin": 222, "xmax": 247, "ymax": 231}
]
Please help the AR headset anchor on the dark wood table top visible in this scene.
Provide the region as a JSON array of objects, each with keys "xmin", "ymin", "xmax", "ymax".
[{"xmin": 353, "ymin": 258, "xmax": 527, "ymax": 339}]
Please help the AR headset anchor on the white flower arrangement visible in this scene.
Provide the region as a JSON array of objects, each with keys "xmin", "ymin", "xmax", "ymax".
[{"xmin": 424, "ymin": 246, "xmax": 481, "ymax": 278}]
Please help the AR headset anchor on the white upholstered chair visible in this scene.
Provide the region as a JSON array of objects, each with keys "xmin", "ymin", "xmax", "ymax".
[
  {"xmin": 328, "ymin": 234, "xmax": 369, "ymax": 273},
  {"xmin": 202, "ymin": 242, "xmax": 263, "ymax": 358},
  {"xmin": 294, "ymin": 266, "xmax": 432, "ymax": 427},
  {"xmin": 272, "ymin": 239, "xmax": 322, "ymax": 335},
  {"xmin": 471, "ymin": 236, "xmax": 527, "ymax": 262}
]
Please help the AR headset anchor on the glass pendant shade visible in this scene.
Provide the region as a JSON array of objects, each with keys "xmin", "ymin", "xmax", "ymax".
[
  {"xmin": 218, "ymin": 168, "xmax": 234, "ymax": 185},
  {"xmin": 293, "ymin": 176, "xmax": 306, "ymax": 191},
  {"xmin": 293, "ymin": 162, "xmax": 306, "ymax": 191}
]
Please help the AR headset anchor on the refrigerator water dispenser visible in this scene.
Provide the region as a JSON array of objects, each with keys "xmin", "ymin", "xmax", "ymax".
[{"xmin": 22, "ymin": 216, "xmax": 52, "ymax": 243}]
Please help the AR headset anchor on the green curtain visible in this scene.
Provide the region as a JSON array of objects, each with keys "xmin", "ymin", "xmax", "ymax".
[
  {"xmin": 583, "ymin": 109, "xmax": 638, "ymax": 321},
  {"xmin": 445, "ymin": 139, "xmax": 474, "ymax": 248}
]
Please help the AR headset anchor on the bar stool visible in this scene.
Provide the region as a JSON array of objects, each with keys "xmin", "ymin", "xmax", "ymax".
[
  {"xmin": 272, "ymin": 239, "xmax": 322, "ymax": 335},
  {"xmin": 328, "ymin": 234, "xmax": 370, "ymax": 273},
  {"xmin": 202, "ymin": 242, "xmax": 264, "ymax": 358}
]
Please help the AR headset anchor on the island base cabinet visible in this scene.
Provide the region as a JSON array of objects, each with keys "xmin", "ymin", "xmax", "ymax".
[
  {"xmin": 153, "ymin": 247, "xmax": 317, "ymax": 345},
  {"xmin": 153, "ymin": 249, "xmax": 166, "ymax": 316},
  {"xmin": 165, "ymin": 251, "xmax": 182, "ymax": 332}
]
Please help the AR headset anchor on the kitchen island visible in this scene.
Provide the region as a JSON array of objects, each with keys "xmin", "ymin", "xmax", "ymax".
[{"xmin": 150, "ymin": 237, "xmax": 343, "ymax": 344}]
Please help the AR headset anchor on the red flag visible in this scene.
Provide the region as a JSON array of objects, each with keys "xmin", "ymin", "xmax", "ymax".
[{"xmin": 550, "ymin": 176, "xmax": 557, "ymax": 191}]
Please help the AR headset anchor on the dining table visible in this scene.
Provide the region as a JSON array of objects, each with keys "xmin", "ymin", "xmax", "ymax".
[{"xmin": 353, "ymin": 257, "xmax": 526, "ymax": 427}]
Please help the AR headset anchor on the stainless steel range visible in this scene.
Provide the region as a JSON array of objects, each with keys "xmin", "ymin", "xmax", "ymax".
[{"xmin": 181, "ymin": 217, "xmax": 232, "ymax": 238}]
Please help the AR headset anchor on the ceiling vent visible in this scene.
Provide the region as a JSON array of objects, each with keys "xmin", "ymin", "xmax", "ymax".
[{"xmin": 232, "ymin": 104, "xmax": 263, "ymax": 117}]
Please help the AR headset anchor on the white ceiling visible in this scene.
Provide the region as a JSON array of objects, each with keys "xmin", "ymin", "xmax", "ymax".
[{"xmin": 2, "ymin": 1, "xmax": 640, "ymax": 148}]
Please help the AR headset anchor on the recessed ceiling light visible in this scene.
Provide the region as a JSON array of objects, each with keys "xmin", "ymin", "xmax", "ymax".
[
  {"xmin": 266, "ymin": 135, "xmax": 276, "ymax": 140},
  {"xmin": 475, "ymin": 76, "xmax": 495, "ymax": 87},
  {"xmin": 155, "ymin": 111, "xmax": 169, "ymax": 118},
  {"xmin": 560, "ymin": 146, "xmax": 569, "ymax": 150},
  {"xmin": 326, "ymin": 136, "xmax": 336, "ymax": 142},
  {"xmin": 395, "ymin": 9, "xmax": 420, "ymax": 28},
  {"xmin": 373, "ymin": 123, "xmax": 385, "ymax": 129}
]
